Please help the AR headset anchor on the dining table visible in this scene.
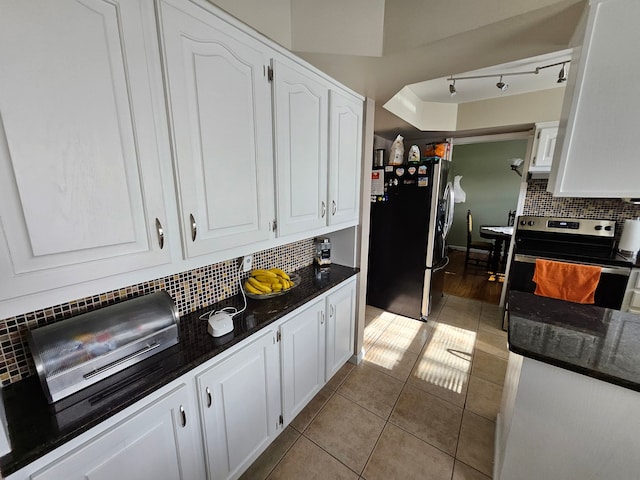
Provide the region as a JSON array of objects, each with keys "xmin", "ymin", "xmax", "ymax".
[{"xmin": 479, "ymin": 225, "xmax": 514, "ymax": 275}]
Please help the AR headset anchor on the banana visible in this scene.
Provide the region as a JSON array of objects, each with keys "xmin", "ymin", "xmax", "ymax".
[
  {"xmin": 281, "ymin": 278, "xmax": 291, "ymax": 289},
  {"xmin": 253, "ymin": 275, "xmax": 281, "ymax": 285},
  {"xmin": 251, "ymin": 269, "xmax": 277, "ymax": 278},
  {"xmin": 268, "ymin": 268, "xmax": 290, "ymax": 280},
  {"xmin": 271, "ymin": 283, "xmax": 283, "ymax": 292},
  {"xmin": 244, "ymin": 281, "xmax": 262, "ymax": 295},
  {"xmin": 247, "ymin": 276, "xmax": 272, "ymax": 293}
]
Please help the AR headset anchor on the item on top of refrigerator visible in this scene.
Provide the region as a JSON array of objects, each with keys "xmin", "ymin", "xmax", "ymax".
[
  {"xmin": 389, "ymin": 135, "xmax": 404, "ymax": 165},
  {"xmin": 407, "ymin": 145, "xmax": 420, "ymax": 163},
  {"xmin": 424, "ymin": 142, "xmax": 448, "ymax": 158},
  {"xmin": 374, "ymin": 149, "xmax": 385, "ymax": 167}
]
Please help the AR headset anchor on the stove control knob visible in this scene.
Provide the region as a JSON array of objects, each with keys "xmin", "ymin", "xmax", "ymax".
[
  {"xmin": 604, "ymin": 226, "xmax": 613, "ymax": 231},
  {"xmin": 520, "ymin": 220, "xmax": 527, "ymax": 226},
  {"xmin": 528, "ymin": 221, "xmax": 535, "ymax": 226},
  {"xmin": 595, "ymin": 225, "xmax": 603, "ymax": 231}
]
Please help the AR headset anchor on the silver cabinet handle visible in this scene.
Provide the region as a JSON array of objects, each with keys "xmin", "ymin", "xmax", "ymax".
[
  {"xmin": 190, "ymin": 214, "xmax": 197, "ymax": 241},
  {"xmin": 206, "ymin": 387, "xmax": 212, "ymax": 408},
  {"xmin": 332, "ymin": 200, "xmax": 336, "ymax": 215},
  {"xmin": 330, "ymin": 304, "xmax": 335, "ymax": 317},
  {"xmin": 155, "ymin": 218, "xmax": 164, "ymax": 249},
  {"xmin": 320, "ymin": 311, "xmax": 325, "ymax": 325},
  {"xmin": 321, "ymin": 201, "xmax": 326, "ymax": 218},
  {"xmin": 180, "ymin": 405, "xmax": 186, "ymax": 427}
]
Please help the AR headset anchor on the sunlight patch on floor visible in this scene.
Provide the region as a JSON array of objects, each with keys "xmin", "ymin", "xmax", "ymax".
[{"xmin": 412, "ymin": 322, "xmax": 476, "ymax": 394}]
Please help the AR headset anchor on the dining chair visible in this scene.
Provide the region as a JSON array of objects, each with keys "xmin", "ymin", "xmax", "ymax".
[{"xmin": 465, "ymin": 210, "xmax": 494, "ymax": 269}]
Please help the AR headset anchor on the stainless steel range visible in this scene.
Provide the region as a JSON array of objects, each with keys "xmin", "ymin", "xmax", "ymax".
[{"xmin": 506, "ymin": 216, "xmax": 634, "ymax": 328}]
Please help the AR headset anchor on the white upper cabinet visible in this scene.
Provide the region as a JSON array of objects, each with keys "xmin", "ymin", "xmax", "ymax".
[
  {"xmin": 328, "ymin": 90, "xmax": 363, "ymax": 226},
  {"xmin": 272, "ymin": 59, "xmax": 329, "ymax": 237},
  {"xmin": 157, "ymin": 0, "xmax": 275, "ymax": 257},
  {"xmin": 548, "ymin": 0, "xmax": 640, "ymax": 197},
  {"xmin": 529, "ymin": 122, "xmax": 558, "ymax": 173},
  {"xmin": 0, "ymin": 0, "xmax": 172, "ymax": 301}
]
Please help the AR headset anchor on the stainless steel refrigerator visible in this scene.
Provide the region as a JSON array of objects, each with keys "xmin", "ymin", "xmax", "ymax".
[{"xmin": 366, "ymin": 157, "xmax": 454, "ymax": 320}]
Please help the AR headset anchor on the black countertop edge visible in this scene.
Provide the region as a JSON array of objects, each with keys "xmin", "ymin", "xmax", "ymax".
[
  {"xmin": 507, "ymin": 290, "xmax": 640, "ymax": 393},
  {"xmin": 0, "ymin": 264, "xmax": 358, "ymax": 476},
  {"xmin": 507, "ymin": 344, "xmax": 640, "ymax": 393}
]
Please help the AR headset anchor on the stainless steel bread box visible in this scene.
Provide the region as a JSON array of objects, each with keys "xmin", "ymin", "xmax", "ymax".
[{"xmin": 28, "ymin": 291, "xmax": 179, "ymax": 404}]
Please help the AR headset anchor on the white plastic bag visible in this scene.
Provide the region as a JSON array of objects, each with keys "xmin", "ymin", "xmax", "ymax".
[
  {"xmin": 453, "ymin": 175, "xmax": 466, "ymax": 203},
  {"xmin": 389, "ymin": 135, "xmax": 404, "ymax": 165}
]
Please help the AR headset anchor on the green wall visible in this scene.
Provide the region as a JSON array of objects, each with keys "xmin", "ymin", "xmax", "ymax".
[{"xmin": 448, "ymin": 140, "xmax": 526, "ymax": 248}]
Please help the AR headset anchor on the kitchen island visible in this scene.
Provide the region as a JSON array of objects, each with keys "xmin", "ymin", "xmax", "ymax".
[
  {"xmin": 0, "ymin": 264, "xmax": 358, "ymax": 478},
  {"xmin": 495, "ymin": 291, "xmax": 640, "ymax": 480}
]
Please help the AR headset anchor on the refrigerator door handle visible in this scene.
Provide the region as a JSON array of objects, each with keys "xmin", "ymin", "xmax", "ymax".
[{"xmin": 442, "ymin": 182, "xmax": 455, "ymax": 240}]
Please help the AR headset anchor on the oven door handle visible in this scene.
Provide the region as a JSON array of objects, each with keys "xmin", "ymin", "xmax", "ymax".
[{"xmin": 513, "ymin": 254, "xmax": 631, "ymax": 276}]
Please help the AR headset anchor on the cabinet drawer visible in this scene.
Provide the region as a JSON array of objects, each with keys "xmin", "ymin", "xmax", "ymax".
[
  {"xmin": 629, "ymin": 291, "xmax": 640, "ymax": 309},
  {"xmin": 635, "ymin": 273, "xmax": 640, "ymax": 290}
]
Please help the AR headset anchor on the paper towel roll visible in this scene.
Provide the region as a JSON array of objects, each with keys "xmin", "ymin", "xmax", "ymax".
[{"xmin": 618, "ymin": 218, "xmax": 640, "ymax": 253}]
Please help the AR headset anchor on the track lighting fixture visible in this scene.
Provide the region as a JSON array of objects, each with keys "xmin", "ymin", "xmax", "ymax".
[
  {"xmin": 557, "ymin": 63, "xmax": 567, "ymax": 83},
  {"xmin": 446, "ymin": 59, "xmax": 570, "ymax": 95},
  {"xmin": 449, "ymin": 79, "xmax": 456, "ymax": 96},
  {"xmin": 496, "ymin": 75, "xmax": 508, "ymax": 91}
]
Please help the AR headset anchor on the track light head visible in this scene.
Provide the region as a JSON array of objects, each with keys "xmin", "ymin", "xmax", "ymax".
[
  {"xmin": 496, "ymin": 75, "xmax": 508, "ymax": 91},
  {"xmin": 557, "ymin": 63, "xmax": 567, "ymax": 83},
  {"xmin": 449, "ymin": 80, "xmax": 456, "ymax": 96}
]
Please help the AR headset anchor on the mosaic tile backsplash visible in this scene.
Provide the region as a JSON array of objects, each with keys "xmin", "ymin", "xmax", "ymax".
[
  {"xmin": 0, "ymin": 238, "xmax": 315, "ymax": 386},
  {"xmin": 523, "ymin": 180, "xmax": 640, "ymax": 234}
]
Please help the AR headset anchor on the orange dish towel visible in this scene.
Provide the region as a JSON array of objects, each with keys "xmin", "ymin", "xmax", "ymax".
[{"xmin": 532, "ymin": 259, "xmax": 602, "ymax": 304}]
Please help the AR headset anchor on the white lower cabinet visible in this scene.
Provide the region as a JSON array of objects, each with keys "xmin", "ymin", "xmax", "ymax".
[
  {"xmin": 13, "ymin": 383, "xmax": 204, "ymax": 480},
  {"xmin": 195, "ymin": 328, "xmax": 281, "ymax": 480},
  {"xmin": 325, "ymin": 278, "xmax": 357, "ymax": 381},
  {"xmin": 280, "ymin": 298, "xmax": 326, "ymax": 425},
  {"xmin": 8, "ymin": 278, "xmax": 357, "ymax": 480}
]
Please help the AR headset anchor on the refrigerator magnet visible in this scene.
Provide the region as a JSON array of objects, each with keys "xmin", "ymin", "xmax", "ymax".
[
  {"xmin": 418, "ymin": 177, "xmax": 428, "ymax": 187},
  {"xmin": 395, "ymin": 168, "xmax": 405, "ymax": 176},
  {"xmin": 408, "ymin": 166, "xmax": 416, "ymax": 175},
  {"xmin": 418, "ymin": 165, "xmax": 427, "ymax": 175}
]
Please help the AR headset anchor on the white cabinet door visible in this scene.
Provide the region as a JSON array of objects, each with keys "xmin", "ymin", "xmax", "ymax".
[
  {"xmin": 30, "ymin": 384, "xmax": 203, "ymax": 480},
  {"xmin": 325, "ymin": 278, "xmax": 356, "ymax": 381},
  {"xmin": 280, "ymin": 297, "xmax": 326, "ymax": 424},
  {"xmin": 328, "ymin": 90, "xmax": 363, "ymax": 226},
  {"xmin": 196, "ymin": 329, "xmax": 281, "ymax": 480},
  {"xmin": 0, "ymin": 0, "xmax": 171, "ymax": 300},
  {"xmin": 529, "ymin": 122, "xmax": 558, "ymax": 172},
  {"xmin": 158, "ymin": 0, "xmax": 275, "ymax": 257},
  {"xmin": 272, "ymin": 59, "xmax": 329, "ymax": 237},
  {"xmin": 549, "ymin": 0, "xmax": 640, "ymax": 197}
]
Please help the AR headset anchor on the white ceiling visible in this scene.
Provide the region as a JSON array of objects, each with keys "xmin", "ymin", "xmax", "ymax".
[{"xmin": 209, "ymin": 0, "xmax": 586, "ymax": 137}]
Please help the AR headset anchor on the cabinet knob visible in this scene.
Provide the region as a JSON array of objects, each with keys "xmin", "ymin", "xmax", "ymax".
[
  {"xmin": 332, "ymin": 200, "xmax": 336, "ymax": 215},
  {"xmin": 155, "ymin": 218, "xmax": 165, "ymax": 249},
  {"xmin": 180, "ymin": 405, "xmax": 187, "ymax": 427},
  {"xmin": 190, "ymin": 214, "xmax": 197, "ymax": 241},
  {"xmin": 321, "ymin": 201, "xmax": 326, "ymax": 218},
  {"xmin": 206, "ymin": 387, "xmax": 212, "ymax": 408}
]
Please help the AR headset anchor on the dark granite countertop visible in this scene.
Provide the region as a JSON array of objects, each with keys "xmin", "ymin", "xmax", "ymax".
[
  {"xmin": 0, "ymin": 264, "xmax": 358, "ymax": 476},
  {"xmin": 508, "ymin": 290, "xmax": 640, "ymax": 392}
]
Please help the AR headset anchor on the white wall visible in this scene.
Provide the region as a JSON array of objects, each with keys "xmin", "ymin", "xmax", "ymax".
[
  {"xmin": 457, "ymin": 88, "xmax": 565, "ymax": 131},
  {"xmin": 208, "ymin": 0, "xmax": 293, "ymax": 48}
]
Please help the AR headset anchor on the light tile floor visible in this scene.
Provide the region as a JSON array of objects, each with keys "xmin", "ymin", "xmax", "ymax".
[{"xmin": 241, "ymin": 295, "xmax": 509, "ymax": 480}]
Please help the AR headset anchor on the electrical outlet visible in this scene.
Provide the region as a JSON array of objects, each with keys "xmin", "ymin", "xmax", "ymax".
[{"xmin": 241, "ymin": 255, "xmax": 253, "ymax": 272}]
